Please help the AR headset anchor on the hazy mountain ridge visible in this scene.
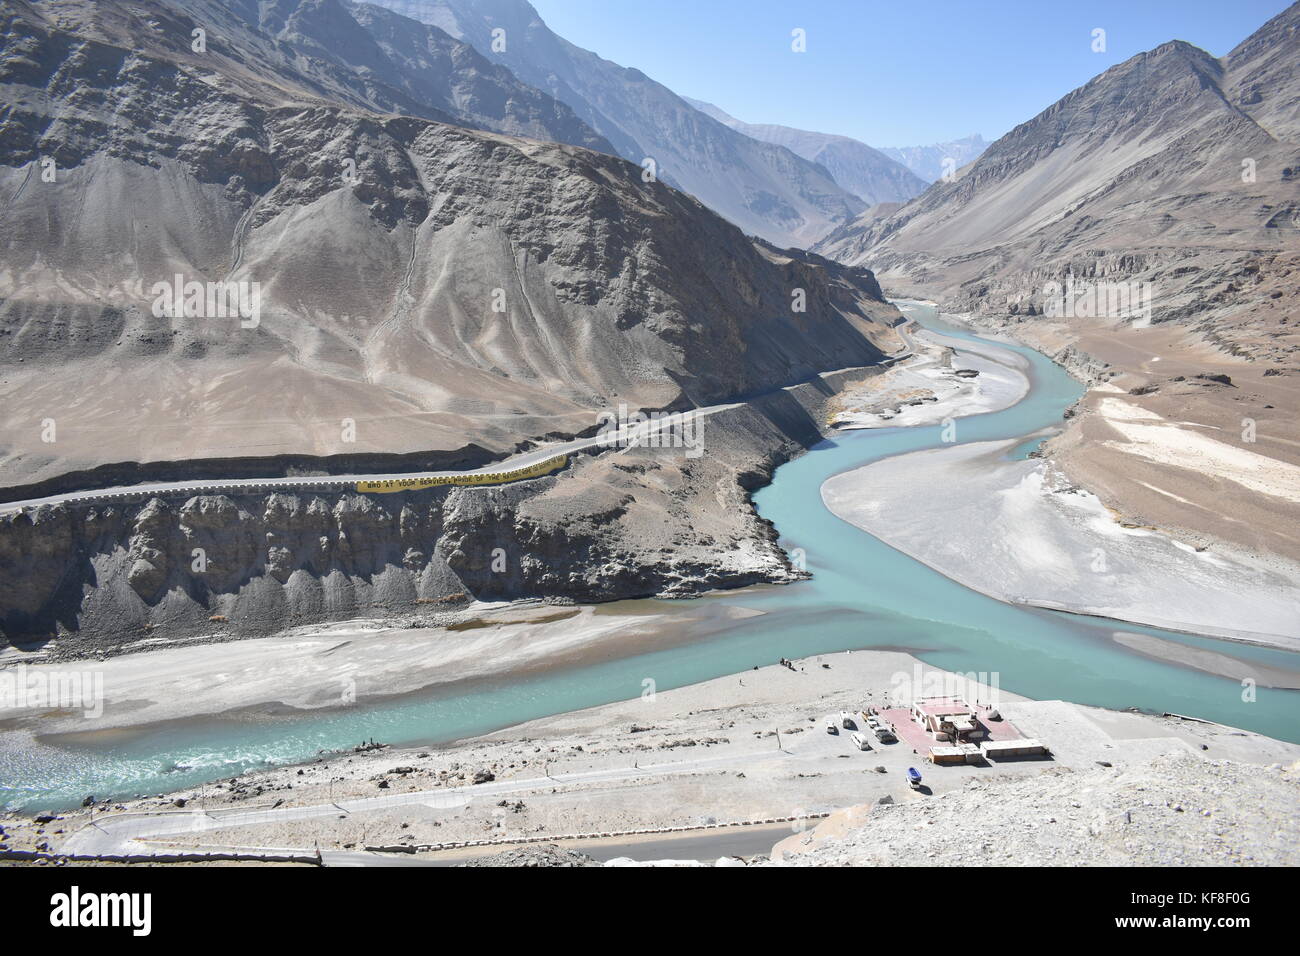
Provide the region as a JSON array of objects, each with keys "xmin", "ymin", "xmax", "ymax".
[
  {"xmin": 369, "ymin": 0, "xmax": 868, "ymax": 248},
  {"xmin": 682, "ymin": 97, "xmax": 928, "ymax": 206},
  {"xmin": 876, "ymin": 135, "xmax": 987, "ymax": 183}
]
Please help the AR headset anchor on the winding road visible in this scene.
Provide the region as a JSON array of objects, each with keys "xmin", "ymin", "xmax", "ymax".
[
  {"xmin": 0, "ymin": 402, "xmax": 749, "ymax": 514},
  {"xmin": 0, "ymin": 351, "xmax": 912, "ymax": 515},
  {"xmin": 60, "ymin": 746, "xmax": 823, "ymax": 865}
]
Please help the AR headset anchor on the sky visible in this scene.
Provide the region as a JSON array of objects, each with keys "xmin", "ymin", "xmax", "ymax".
[{"xmin": 530, "ymin": 0, "xmax": 1292, "ymax": 147}]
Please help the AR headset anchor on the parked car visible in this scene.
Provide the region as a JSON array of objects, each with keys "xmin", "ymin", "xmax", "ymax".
[
  {"xmin": 840, "ymin": 711, "xmax": 855, "ymax": 730},
  {"xmin": 826, "ymin": 720, "xmax": 839, "ymax": 735},
  {"xmin": 873, "ymin": 723, "xmax": 897, "ymax": 743},
  {"xmin": 849, "ymin": 732, "xmax": 871, "ymax": 751}
]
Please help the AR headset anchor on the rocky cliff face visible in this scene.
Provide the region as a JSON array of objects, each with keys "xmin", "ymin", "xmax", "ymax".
[
  {"xmin": 0, "ymin": 0, "xmax": 898, "ymax": 489},
  {"xmin": 1, "ymin": 365, "xmax": 878, "ymax": 652}
]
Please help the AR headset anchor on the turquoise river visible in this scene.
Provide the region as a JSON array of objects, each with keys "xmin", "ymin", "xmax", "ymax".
[{"xmin": 3, "ymin": 303, "xmax": 1296, "ymax": 810}]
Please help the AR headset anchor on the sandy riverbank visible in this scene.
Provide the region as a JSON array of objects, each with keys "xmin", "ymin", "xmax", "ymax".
[
  {"xmin": 7, "ymin": 648, "xmax": 1296, "ymax": 865},
  {"xmin": 821, "ymin": 303, "xmax": 1300, "ymax": 653},
  {"xmin": 822, "ymin": 438, "xmax": 1300, "ymax": 652},
  {"xmin": 0, "ymin": 599, "xmax": 765, "ymax": 736},
  {"xmin": 830, "ymin": 321, "xmax": 1030, "ymax": 429},
  {"xmin": 961, "ymin": 312, "xmax": 1300, "ymax": 566}
]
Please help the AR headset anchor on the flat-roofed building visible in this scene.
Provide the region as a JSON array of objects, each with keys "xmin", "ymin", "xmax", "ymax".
[
  {"xmin": 909, "ymin": 696, "xmax": 986, "ymax": 742},
  {"xmin": 980, "ymin": 738, "xmax": 1049, "ymax": 760},
  {"xmin": 928, "ymin": 743, "xmax": 984, "ymax": 765}
]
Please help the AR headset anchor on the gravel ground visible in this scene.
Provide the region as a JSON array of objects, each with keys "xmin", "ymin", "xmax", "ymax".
[
  {"xmin": 457, "ymin": 845, "xmax": 599, "ymax": 867},
  {"xmin": 772, "ymin": 750, "xmax": 1300, "ymax": 866}
]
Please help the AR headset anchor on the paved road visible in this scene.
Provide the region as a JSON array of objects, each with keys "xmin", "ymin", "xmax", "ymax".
[
  {"xmin": 2, "ymin": 356, "xmax": 900, "ymax": 515},
  {"xmin": 60, "ymin": 748, "xmax": 809, "ymax": 861},
  {"xmin": 0, "ymin": 404, "xmax": 737, "ymax": 514}
]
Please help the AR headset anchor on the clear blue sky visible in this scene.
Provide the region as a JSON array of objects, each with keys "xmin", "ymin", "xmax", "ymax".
[{"xmin": 530, "ymin": 0, "xmax": 1292, "ymax": 147}]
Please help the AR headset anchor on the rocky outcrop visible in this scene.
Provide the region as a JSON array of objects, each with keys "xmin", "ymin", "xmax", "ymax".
[
  {"xmin": 771, "ymin": 750, "xmax": 1300, "ymax": 867},
  {"xmin": 0, "ymin": 363, "xmax": 881, "ymax": 654},
  {"xmin": 458, "ymin": 844, "xmax": 599, "ymax": 867}
]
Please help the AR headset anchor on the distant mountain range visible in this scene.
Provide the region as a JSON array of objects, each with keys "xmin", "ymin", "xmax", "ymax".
[
  {"xmin": 369, "ymin": 0, "xmax": 867, "ymax": 248},
  {"xmin": 876, "ymin": 135, "xmax": 988, "ymax": 183},
  {"xmin": 682, "ymin": 98, "xmax": 929, "ymax": 206}
]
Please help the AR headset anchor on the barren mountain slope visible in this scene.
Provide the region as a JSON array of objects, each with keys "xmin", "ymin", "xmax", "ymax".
[
  {"xmin": 818, "ymin": 33, "xmax": 1298, "ymax": 348},
  {"xmin": 1224, "ymin": 0, "xmax": 1300, "ymax": 141},
  {"xmin": 31, "ymin": 0, "xmax": 615, "ymax": 151},
  {"xmin": 0, "ymin": 0, "xmax": 898, "ymax": 490},
  {"xmin": 370, "ymin": 0, "xmax": 868, "ymax": 248},
  {"xmin": 816, "ymin": 4, "xmax": 1300, "ymax": 564}
]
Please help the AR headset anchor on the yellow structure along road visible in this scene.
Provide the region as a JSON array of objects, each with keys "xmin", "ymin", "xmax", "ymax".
[{"xmin": 354, "ymin": 454, "xmax": 570, "ymax": 494}]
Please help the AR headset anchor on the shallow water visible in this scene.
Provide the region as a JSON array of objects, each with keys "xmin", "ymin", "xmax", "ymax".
[{"xmin": 3, "ymin": 304, "xmax": 1296, "ymax": 811}]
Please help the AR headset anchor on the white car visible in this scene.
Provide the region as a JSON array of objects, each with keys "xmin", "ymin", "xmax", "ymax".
[
  {"xmin": 849, "ymin": 732, "xmax": 871, "ymax": 751},
  {"xmin": 826, "ymin": 720, "xmax": 839, "ymax": 735}
]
